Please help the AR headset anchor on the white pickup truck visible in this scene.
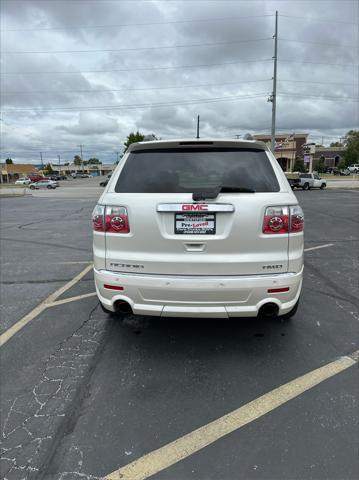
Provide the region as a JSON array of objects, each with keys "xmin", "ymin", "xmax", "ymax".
[{"xmin": 289, "ymin": 173, "xmax": 327, "ymax": 190}]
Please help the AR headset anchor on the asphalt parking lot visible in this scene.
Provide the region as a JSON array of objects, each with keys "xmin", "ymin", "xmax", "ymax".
[{"xmin": 1, "ymin": 184, "xmax": 358, "ymax": 480}]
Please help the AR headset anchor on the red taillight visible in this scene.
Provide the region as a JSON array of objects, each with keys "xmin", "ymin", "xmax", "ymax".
[
  {"xmin": 92, "ymin": 205, "xmax": 105, "ymax": 231},
  {"xmin": 289, "ymin": 205, "xmax": 304, "ymax": 232},
  {"xmin": 104, "ymin": 284, "xmax": 124, "ymax": 291},
  {"xmin": 268, "ymin": 287, "xmax": 290, "ymax": 293},
  {"xmin": 263, "ymin": 205, "xmax": 304, "ymax": 234},
  {"xmin": 263, "ymin": 206, "xmax": 289, "ymax": 234},
  {"xmin": 105, "ymin": 206, "xmax": 130, "ymax": 233},
  {"xmin": 92, "ymin": 205, "xmax": 130, "ymax": 233}
]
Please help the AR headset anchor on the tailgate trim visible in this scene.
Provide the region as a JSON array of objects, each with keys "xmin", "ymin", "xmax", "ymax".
[{"xmin": 157, "ymin": 203, "xmax": 234, "ymax": 212}]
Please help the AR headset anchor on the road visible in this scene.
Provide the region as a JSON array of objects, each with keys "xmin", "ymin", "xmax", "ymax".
[{"xmin": 1, "ymin": 184, "xmax": 358, "ymax": 480}]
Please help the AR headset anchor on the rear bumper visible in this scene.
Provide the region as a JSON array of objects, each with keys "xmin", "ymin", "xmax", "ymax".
[{"xmin": 94, "ymin": 267, "xmax": 303, "ymax": 318}]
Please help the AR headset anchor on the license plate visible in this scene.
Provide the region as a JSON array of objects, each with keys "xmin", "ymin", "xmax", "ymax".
[{"xmin": 175, "ymin": 213, "xmax": 216, "ymax": 235}]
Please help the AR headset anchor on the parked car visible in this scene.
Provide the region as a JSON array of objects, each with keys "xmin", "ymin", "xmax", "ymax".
[
  {"xmin": 15, "ymin": 178, "xmax": 31, "ymax": 185},
  {"xmin": 81, "ymin": 174, "xmax": 92, "ymax": 178},
  {"xmin": 288, "ymin": 173, "xmax": 326, "ymax": 190},
  {"xmin": 71, "ymin": 172, "xmax": 83, "ymax": 178},
  {"xmin": 348, "ymin": 164, "xmax": 359, "ymax": 173},
  {"xmin": 93, "ymin": 138, "xmax": 304, "ymax": 320},
  {"xmin": 28, "ymin": 174, "xmax": 45, "ymax": 183},
  {"xmin": 29, "ymin": 180, "xmax": 59, "ymax": 190},
  {"xmin": 99, "ymin": 179, "xmax": 109, "ymax": 187},
  {"xmin": 50, "ymin": 174, "xmax": 61, "ymax": 181}
]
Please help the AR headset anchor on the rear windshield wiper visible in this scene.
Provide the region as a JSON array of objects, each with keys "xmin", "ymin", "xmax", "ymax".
[{"xmin": 192, "ymin": 185, "xmax": 255, "ymax": 201}]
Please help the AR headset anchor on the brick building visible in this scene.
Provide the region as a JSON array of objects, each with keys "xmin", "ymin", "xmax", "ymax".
[{"xmin": 253, "ymin": 133, "xmax": 309, "ymax": 172}]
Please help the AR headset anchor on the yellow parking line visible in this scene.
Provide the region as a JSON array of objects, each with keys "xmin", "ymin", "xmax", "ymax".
[
  {"xmin": 48, "ymin": 292, "xmax": 97, "ymax": 307},
  {"xmin": 105, "ymin": 351, "xmax": 359, "ymax": 480},
  {"xmin": 0, "ymin": 264, "xmax": 93, "ymax": 347}
]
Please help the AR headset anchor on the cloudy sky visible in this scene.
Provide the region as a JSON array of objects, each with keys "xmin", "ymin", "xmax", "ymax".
[{"xmin": 1, "ymin": 0, "xmax": 358, "ymax": 164}]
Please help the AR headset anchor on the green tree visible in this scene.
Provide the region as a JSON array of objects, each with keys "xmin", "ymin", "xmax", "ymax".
[
  {"xmin": 5, "ymin": 158, "xmax": 13, "ymax": 164},
  {"xmin": 293, "ymin": 159, "xmax": 305, "ymax": 172},
  {"xmin": 73, "ymin": 155, "xmax": 82, "ymax": 165},
  {"xmin": 88, "ymin": 158, "xmax": 101, "ymax": 164},
  {"xmin": 44, "ymin": 163, "xmax": 53, "ymax": 174},
  {"xmin": 123, "ymin": 131, "xmax": 145, "ymax": 152},
  {"xmin": 343, "ymin": 130, "xmax": 359, "ymax": 166},
  {"xmin": 316, "ymin": 157, "xmax": 325, "ymax": 173},
  {"xmin": 330, "ymin": 141, "xmax": 343, "ymax": 147}
]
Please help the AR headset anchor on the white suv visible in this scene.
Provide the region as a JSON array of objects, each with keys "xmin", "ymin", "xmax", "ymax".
[
  {"xmin": 93, "ymin": 139, "xmax": 304, "ymax": 319},
  {"xmin": 348, "ymin": 164, "xmax": 359, "ymax": 173}
]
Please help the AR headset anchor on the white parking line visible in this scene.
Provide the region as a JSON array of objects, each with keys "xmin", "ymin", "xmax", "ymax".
[
  {"xmin": 304, "ymin": 243, "xmax": 334, "ymax": 252},
  {"xmin": 105, "ymin": 351, "xmax": 359, "ymax": 480},
  {"xmin": 0, "ymin": 264, "xmax": 93, "ymax": 347}
]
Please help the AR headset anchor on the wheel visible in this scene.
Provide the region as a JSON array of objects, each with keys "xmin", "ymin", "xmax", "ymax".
[
  {"xmin": 302, "ymin": 182, "xmax": 309, "ymax": 190},
  {"xmin": 30, "ymin": 185, "xmax": 35, "ymax": 190},
  {"xmin": 279, "ymin": 298, "xmax": 300, "ymax": 320},
  {"xmin": 47, "ymin": 185, "xmax": 52, "ymax": 189},
  {"xmin": 320, "ymin": 183, "xmax": 326, "ymax": 189}
]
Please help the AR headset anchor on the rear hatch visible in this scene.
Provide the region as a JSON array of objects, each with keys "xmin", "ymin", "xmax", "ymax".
[{"xmin": 104, "ymin": 143, "xmax": 292, "ymax": 276}]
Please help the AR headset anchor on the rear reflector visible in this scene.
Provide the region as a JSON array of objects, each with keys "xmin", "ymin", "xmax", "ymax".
[
  {"xmin": 104, "ymin": 284, "xmax": 124, "ymax": 291},
  {"xmin": 267, "ymin": 287, "xmax": 290, "ymax": 293}
]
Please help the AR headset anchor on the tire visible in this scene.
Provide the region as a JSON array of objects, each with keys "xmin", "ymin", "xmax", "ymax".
[
  {"xmin": 30, "ymin": 185, "xmax": 35, "ymax": 190},
  {"xmin": 47, "ymin": 185, "xmax": 52, "ymax": 189},
  {"xmin": 302, "ymin": 182, "xmax": 309, "ymax": 190},
  {"xmin": 320, "ymin": 183, "xmax": 326, "ymax": 189},
  {"xmin": 279, "ymin": 298, "xmax": 300, "ymax": 320}
]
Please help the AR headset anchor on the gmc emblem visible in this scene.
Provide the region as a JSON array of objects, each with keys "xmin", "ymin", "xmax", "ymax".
[{"xmin": 182, "ymin": 204, "xmax": 208, "ymax": 211}]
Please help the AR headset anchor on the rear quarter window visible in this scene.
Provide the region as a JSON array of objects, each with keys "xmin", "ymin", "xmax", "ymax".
[{"xmin": 115, "ymin": 148, "xmax": 280, "ymax": 193}]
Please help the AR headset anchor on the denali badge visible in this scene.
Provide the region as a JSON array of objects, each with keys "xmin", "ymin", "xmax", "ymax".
[
  {"xmin": 262, "ymin": 264, "xmax": 283, "ymax": 270},
  {"xmin": 110, "ymin": 262, "xmax": 144, "ymax": 269}
]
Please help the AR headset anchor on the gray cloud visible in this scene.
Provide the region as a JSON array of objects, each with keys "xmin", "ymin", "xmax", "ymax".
[{"xmin": 1, "ymin": 0, "xmax": 358, "ymax": 163}]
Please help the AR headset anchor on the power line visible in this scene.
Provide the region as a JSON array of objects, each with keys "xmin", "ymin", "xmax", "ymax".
[
  {"xmin": 279, "ymin": 59, "xmax": 358, "ymax": 68},
  {"xmin": 279, "ymin": 38, "xmax": 356, "ymax": 48},
  {"xmin": 1, "ymin": 93, "xmax": 269, "ymax": 113},
  {"xmin": 0, "ymin": 58, "xmax": 273, "ymax": 75},
  {"xmin": 277, "ymin": 93, "xmax": 358, "ymax": 102},
  {"xmin": 2, "ymin": 91, "xmax": 357, "ymax": 115},
  {"xmin": 278, "ymin": 79, "xmax": 355, "ymax": 86},
  {"xmin": 2, "ymin": 78, "xmax": 272, "ymax": 95},
  {"xmin": 1, "ymin": 14, "xmax": 273, "ymax": 32},
  {"xmin": 2, "ymin": 78, "xmax": 354, "ymax": 96},
  {"xmin": 279, "ymin": 14, "xmax": 357, "ymax": 25},
  {"xmin": 2, "ymin": 38, "xmax": 272, "ymax": 54}
]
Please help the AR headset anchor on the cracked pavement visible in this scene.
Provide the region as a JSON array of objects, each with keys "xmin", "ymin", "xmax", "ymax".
[{"xmin": 1, "ymin": 189, "xmax": 358, "ymax": 480}]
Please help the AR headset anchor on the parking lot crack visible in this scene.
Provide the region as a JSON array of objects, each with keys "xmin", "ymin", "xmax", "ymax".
[{"xmin": 1, "ymin": 302, "xmax": 111, "ymax": 479}]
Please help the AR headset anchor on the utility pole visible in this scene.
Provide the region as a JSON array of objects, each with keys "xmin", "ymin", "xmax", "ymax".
[
  {"xmin": 196, "ymin": 115, "xmax": 200, "ymax": 139},
  {"xmin": 40, "ymin": 152, "xmax": 43, "ymax": 169},
  {"xmin": 270, "ymin": 11, "xmax": 278, "ymax": 152},
  {"xmin": 58, "ymin": 155, "xmax": 61, "ymax": 173},
  {"xmin": 77, "ymin": 144, "xmax": 84, "ymax": 172},
  {"xmin": 116, "ymin": 151, "xmax": 119, "ymax": 163}
]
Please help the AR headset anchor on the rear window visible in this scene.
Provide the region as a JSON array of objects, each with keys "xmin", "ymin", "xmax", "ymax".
[
  {"xmin": 300, "ymin": 174, "xmax": 312, "ymax": 178},
  {"xmin": 115, "ymin": 148, "xmax": 279, "ymax": 193}
]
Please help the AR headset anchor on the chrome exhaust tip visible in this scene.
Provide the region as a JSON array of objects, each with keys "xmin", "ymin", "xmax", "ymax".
[
  {"xmin": 258, "ymin": 302, "xmax": 279, "ymax": 318},
  {"xmin": 114, "ymin": 300, "xmax": 133, "ymax": 315}
]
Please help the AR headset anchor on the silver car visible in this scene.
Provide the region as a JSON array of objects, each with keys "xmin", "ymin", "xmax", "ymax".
[
  {"xmin": 29, "ymin": 180, "xmax": 59, "ymax": 189},
  {"xmin": 93, "ymin": 139, "xmax": 304, "ymax": 319}
]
